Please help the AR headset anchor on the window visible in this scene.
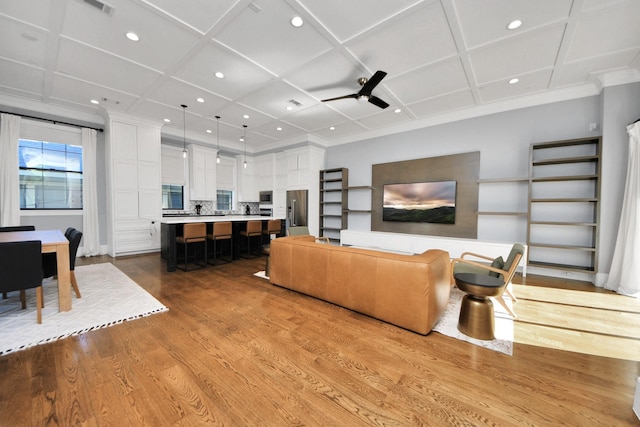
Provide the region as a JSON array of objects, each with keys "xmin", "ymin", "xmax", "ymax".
[
  {"xmin": 19, "ymin": 139, "xmax": 83, "ymax": 209},
  {"xmin": 217, "ymin": 189, "xmax": 233, "ymax": 211},
  {"xmin": 162, "ymin": 185, "xmax": 184, "ymax": 210}
]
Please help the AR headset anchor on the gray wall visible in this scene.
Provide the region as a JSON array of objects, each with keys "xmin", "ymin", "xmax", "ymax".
[{"xmin": 326, "ymin": 82, "xmax": 640, "ymax": 280}]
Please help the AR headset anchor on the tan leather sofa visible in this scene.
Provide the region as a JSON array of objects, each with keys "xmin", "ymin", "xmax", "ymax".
[{"xmin": 269, "ymin": 235, "xmax": 451, "ymax": 335}]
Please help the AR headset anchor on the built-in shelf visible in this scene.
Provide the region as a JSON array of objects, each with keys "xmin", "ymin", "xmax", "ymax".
[
  {"xmin": 476, "ymin": 211, "xmax": 528, "ymax": 216},
  {"xmin": 319, "ymin": 168, "xmax": 348, "ymax": 242},
  {"xmin": 527, "ymin": 136, "xmax": 601, "ymax": 275},
  {"xmin": 477, "ymin": 177, "xmax": 528, "ymax": 183}
]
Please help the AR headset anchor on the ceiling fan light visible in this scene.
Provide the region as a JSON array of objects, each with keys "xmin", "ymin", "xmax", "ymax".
[{"xmin": 357, "ymin": 95, "xmax": 368, "ymax": 103}]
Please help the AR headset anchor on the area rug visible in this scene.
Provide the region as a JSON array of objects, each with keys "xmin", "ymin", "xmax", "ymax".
[
  {"xmin": 433, "ymin": 287, "xmax": 513, "ymax": 355},
  {"xmin": 0, "ymin": 263, "xmax": 168, "ymax": 356},
  {"xmin": 254, "ymin": 270, "xmax": 269, "ymax": 280}
]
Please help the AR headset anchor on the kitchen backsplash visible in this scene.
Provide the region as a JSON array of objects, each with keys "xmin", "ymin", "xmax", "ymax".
[{"xmin": 185, "ymin": 200, "xmax": 259, "ymax": 215}]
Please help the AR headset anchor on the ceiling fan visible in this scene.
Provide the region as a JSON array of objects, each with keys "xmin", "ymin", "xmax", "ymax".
[{"xmin": 321, "ymin": 70, "xmax": 390, "ymax": 109}]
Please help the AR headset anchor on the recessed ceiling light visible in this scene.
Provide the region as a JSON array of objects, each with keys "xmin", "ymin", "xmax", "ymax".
[
  {"xmin": 126, "ymin": 32, "xmax": 140, "ymax": 41},
  {"xmin": 215, "ymin": 71, "xmax": 224, "ymax": 79},
  {"xmin": 277, "ymin": 127, "xmax": 283, "ymax": 131},
  {"xmin": 90, "ymin": 99, "xmax": 100, "ymax": 105},
  {"xmin": 196, "ymin": 97, "xmax": 204, "ymax": 103},
  {"xmin": 394, "ymin": 108, "xmax": 401, "ymax": 113},
  {"xmin": 206, "ymin": 129, "xmax": 212, "ymax": 134},
  {"xmin": 329, "ymin": 126, "xmax": 335, "ymax": 131},
  {"xmin": 507, "ymin": 20, "xmax": 522, "ymax": 30},
  {"xmin": 243, "ymin": 114, "xmax": 250, "ymax": 119},
  {"xmin": 164, "ymin": 118, "xmax": 171, "ymax": 123},
  {"xmin": 239, "ymin": 136, "xmax": 245, "ymax": 142},
  {"xmin": 290, "ymin": 16, "xmax": 303, "ymax": 28},
  {"xmin": 285, "ymin": 106, "xmax": 294, "ymax": 111},
  {"xmin": 509, "ymin": 78, "xmax": 520, "ymax": 84}
]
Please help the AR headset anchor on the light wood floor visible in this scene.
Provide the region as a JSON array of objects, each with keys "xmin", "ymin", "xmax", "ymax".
[{"xmin": 1, "ymin": 253, "xmax": 639, "ymax": 426}]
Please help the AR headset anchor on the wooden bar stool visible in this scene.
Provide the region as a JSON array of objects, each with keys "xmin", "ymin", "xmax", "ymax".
[
  {"xmin": 240, "ymin": 220, "xmax": 262, "ymax": 258},
  {"xmin": 207, "ymin": 221, "xmax": 233, "ymax": 265},
  {"xmin": 176, "ymin": 222, "xmax": 207, "ymax": 271}
]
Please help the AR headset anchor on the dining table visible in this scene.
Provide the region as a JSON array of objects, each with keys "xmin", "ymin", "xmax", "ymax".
[{"xmin": 0, "ymin": 229, "xmax": 72, "ymax": 312}]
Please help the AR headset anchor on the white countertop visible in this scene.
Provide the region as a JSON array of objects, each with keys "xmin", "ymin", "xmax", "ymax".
[{"xmin": 161, "ymin": 215, "xmax": 284, "ymax": 224}]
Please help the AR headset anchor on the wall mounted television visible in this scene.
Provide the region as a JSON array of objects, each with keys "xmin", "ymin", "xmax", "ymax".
[{"xmin": 382, "ymin": 181, "xmax": 457, "ymax": 224}]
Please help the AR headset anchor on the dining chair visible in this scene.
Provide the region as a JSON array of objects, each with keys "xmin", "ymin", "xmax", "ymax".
[
  {"xmin": 0, "ymin": 225, "xmax": 35, "ymax": 232},
  {"xmin": 42, "ymin": 228, "xmax": 83, "ymax": 299},
  {"xmin": 207, "ymin": 221, "xmax": 233, "ymax": 265},
  {"xmin": 1, "ymin": 225, "xmax": 36, "ymax": 299},
  {"xmin": 0, "ymin": 241, "xmax": 44, "ymax": 324}
]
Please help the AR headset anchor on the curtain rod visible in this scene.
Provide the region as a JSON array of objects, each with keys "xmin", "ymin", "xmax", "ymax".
[{"xmin": 0, "ymin": 110, "xmax": 104, "ymax": 132}]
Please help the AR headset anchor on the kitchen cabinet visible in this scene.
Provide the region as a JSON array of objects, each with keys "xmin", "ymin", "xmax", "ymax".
[
  {"xmin": 237, "ymin": 154, "xmax": 257, "ymax": 201},
  {"xmin": 105, "ymin": 113, "xmax": 162, "ymax": 256},
  {"xmin": 188, "ymin": 144, "xmax": 217, "ymax": 201}
]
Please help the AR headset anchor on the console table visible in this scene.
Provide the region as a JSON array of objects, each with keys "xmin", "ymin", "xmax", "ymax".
[{"xmin": 340, "ymin": 229, "xmax": 527, "ymax": 276}]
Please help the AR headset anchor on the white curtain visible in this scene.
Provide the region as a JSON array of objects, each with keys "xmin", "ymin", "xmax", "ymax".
[
  {"xmin": 81, "ymin": 128, "xmax": 100, "ymax": 256},
  {"xmin": 0, "ymin": 113, "xmax": 21, "ymax": 226},
  {"xmin": 603, "ymin": 122, "xmax": 640, "ymax": 297}
]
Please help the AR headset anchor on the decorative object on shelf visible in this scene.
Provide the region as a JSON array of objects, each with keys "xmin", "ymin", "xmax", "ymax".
[
  {"xmin": 215, "ymin": 115, "xmax": 221, "ymax": 164},
  {"xmin": 181, "ymin": 104, "xmax": 188, "ymax": 158},
  {"xmin": 242, "ymin": 124, "xmax": 248, "ymax": 168}
]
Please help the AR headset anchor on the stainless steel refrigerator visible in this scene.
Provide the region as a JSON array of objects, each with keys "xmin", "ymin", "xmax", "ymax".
[{"xmin": 286, "ymin": 190, "xmax": 308, "ymax": 229}]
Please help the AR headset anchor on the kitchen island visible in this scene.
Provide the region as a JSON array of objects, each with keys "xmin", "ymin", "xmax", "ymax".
[{"xmin": 161, "ymin": 215, "xmax": 285, "ymax": 272}]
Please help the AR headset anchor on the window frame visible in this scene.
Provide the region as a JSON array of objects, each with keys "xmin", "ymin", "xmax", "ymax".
[{"xmin": 18, "ymin": 138, "xmax": 84, "ymax": 211}]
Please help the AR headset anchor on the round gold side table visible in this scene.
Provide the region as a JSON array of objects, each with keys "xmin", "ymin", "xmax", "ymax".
[{"xmin": 454, "ymin": 272, "xmax": 505, "ymax": 340}]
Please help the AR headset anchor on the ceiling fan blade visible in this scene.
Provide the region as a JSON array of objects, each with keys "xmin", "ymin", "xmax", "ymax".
[
  {"xmin": 321, "ymin": 94, "xmax": 358, "ymax": 102},
  {"xmin": 359, "ymin": 70, "xmax": 387, "ymax": 96},
  {"xmin": 368, "ymin": 96, "xmax": 389, "ymax": 109}
]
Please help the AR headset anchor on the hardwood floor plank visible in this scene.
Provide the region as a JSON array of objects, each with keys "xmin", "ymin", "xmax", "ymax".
[{"xmin": 1, "ymin": 253, "xmax": 639, "ymax": 426}]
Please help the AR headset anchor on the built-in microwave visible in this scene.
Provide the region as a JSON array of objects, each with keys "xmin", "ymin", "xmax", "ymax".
[{"xmin": 259, "ymin": 191, "xmax": 273, "ymax": 204}]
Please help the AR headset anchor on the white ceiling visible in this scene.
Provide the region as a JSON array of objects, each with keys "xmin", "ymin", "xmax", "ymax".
[{"xmin": 0, "ymin": 0, "xmax": 639, "ymax": 154}]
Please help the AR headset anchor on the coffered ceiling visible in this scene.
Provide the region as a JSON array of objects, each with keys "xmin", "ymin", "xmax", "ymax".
[{"xmin": 0, "ymin": 0, "xmax": 639, "ymax": 154}]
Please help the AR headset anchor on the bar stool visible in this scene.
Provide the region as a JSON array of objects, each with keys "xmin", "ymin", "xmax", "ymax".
[
  {"xmin": 176, "ymin": 222, "xmax": 207, "ymax": 271},
  {"xmin": 207, "ymin": 221, "xmax": 233, "ymax": 265},
  {"xmin": 240, "ymin": 220, "xmax": 262, "ymax": 258},
  {"xmin": 262, "ymin": 219, "xmax": 281, "ymax": 246}
]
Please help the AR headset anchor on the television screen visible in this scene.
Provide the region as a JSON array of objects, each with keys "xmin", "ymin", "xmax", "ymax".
[{"xmin": 383, "ymin": 181, "xmax": 456, "ymax": 224}]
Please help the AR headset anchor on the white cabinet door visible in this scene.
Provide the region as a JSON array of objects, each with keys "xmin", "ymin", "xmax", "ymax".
[
  {"xmin": 204, "ymin": 150, "xmax": 217, "ymax": 200},
  {"xmin": 139, "ymin": 190, "xmax": 160, "ymax": 219},
  {"xmin": 189, "ymin": 145, "xmax": 217, "ymax": 201},
  {"xmin": 137, "ymin": 126, "xmax": 160, "ymax": 163},
  {"xmin": 138, "ymin": 161, "xmax": 160, "ymax": 190},
  {"xmin": 111, "ymin": 121, "xmax": 137, "ymax": 160},
  {"xmin": 113, "ymin": 159, "xmax": 138, "ymax": 190},
  {"xmin": 114, "ymin": 190, "xmax": 139, "ymax": 219}
]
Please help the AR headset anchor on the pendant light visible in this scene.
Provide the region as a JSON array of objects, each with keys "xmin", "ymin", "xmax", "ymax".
[
  {"xmin": 181, "ymin": 104, "xmax": 187, "ymax": 158},
  {"xmin": 242, "ymin": 124, "xmax": 248, "ymax": 168},
  {"xmin": 215, "ymin": 115, "xmax": 221, "ymax": 164}
]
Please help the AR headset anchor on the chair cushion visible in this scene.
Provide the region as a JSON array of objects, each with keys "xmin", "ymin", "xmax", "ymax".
[{"xmin": 489, "ymin": 256, "xmax": 504, "ymax": 278}]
